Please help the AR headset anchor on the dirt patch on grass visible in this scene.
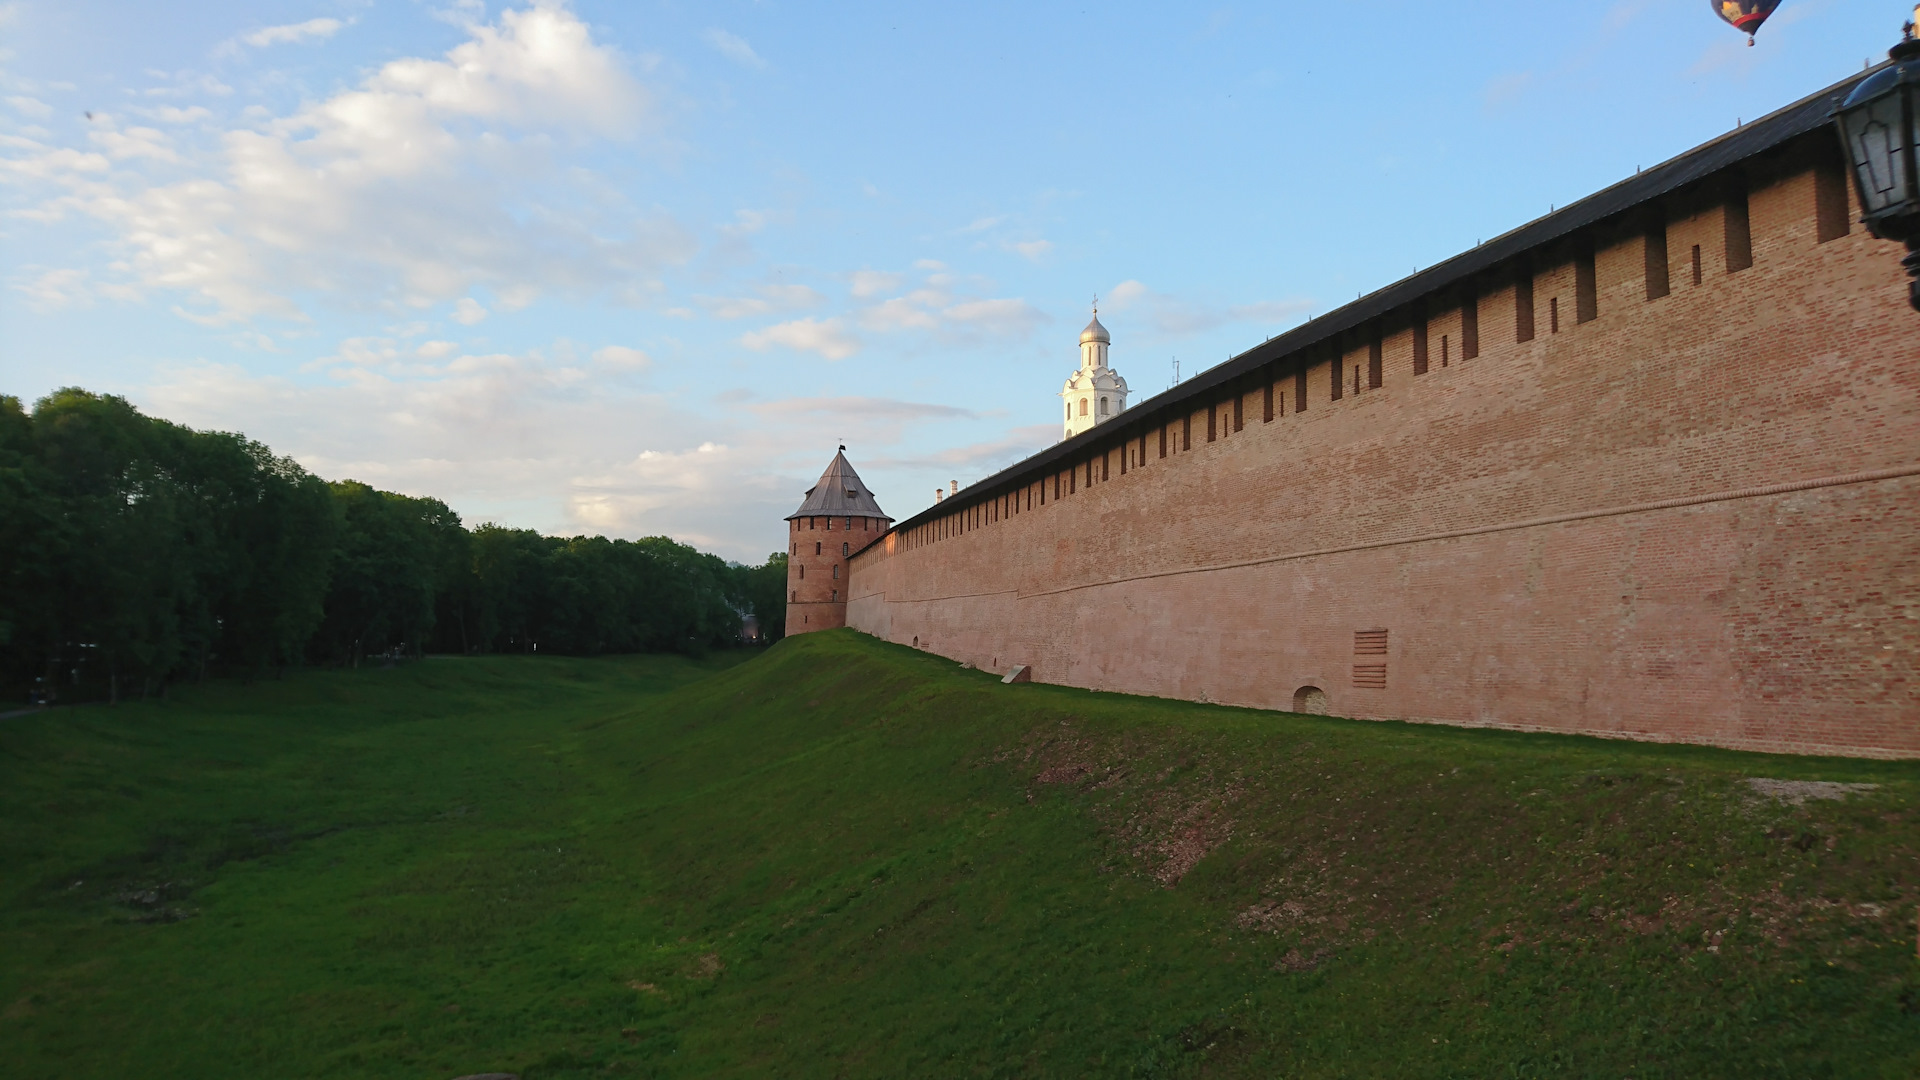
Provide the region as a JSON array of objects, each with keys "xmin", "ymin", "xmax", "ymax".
[
  {"xmin": 1015, "ymin": 719, "xmax": 1242, "ymax": 887},
  {"xmin": 1745, "ymin": 778, "xmax": 1879, "ymax": 806}
]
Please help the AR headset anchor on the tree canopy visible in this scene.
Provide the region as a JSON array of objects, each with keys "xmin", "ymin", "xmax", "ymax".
[{"xmin": 0, "ymin": 389, "xmax": 786, "ymax": 702}]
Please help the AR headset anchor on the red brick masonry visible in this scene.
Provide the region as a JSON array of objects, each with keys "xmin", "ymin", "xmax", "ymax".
[
  {"xmin": 845, "ymin": 125, "xmax": 1920, "ymax": 759},
  {"xmin": 787, "ymin": 514, "xmax": 887, "ymax": 634}
]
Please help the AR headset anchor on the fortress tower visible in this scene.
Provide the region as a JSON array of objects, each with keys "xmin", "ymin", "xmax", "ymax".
[
  {"xmin": 784, "ymin": 447, "xmax": 891, "ymax": 635},
  {"xmin": 1060, "ymin": 305, "xmax": 1129, "ymax": 440}
]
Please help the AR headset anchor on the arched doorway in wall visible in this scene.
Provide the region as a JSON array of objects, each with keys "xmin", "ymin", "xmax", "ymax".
[{"xmin": 1292, "ymin": 686, "xmax": 1328, "ymax": 715}]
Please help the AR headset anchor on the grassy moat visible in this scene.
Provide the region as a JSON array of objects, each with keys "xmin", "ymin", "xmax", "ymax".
[{"xmin": 2, "ymin": 630, "xmax": 1916, "ymax": 1078}]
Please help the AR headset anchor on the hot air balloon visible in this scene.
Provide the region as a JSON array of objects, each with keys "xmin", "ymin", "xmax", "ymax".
[{"xmin": 1713, "ymin": 0, "xmax": 1782, "ymax": 46}]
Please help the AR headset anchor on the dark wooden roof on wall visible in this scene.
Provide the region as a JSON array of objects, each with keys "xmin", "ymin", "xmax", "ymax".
[{"xmin": 884, "ymin": 65, "xmax": 1876, "ymax": 537}]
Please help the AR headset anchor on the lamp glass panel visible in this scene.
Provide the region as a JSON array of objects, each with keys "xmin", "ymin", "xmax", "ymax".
[{"xmin": 1846, "ymin": 91, "xmax": 1910, "ymax": 214}]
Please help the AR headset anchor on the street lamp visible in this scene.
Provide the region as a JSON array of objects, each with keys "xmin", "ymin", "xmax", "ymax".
[{"xmin": 1834, "ymin": 11, "xmax": 1920, "ymax": 309}]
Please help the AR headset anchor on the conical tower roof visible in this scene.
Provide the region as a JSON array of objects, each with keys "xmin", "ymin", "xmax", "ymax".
[{"xmin": 786, "ymin": 448, "xmax": 891, "ymax": 520}]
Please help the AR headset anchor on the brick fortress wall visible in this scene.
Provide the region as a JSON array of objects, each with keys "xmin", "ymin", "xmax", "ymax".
[{"xmin": 845, "ymin": 133, "xmax": 1920, "ymax": 758}]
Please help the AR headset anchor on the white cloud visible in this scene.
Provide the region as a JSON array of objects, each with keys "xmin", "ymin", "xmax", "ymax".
[
  {"xmin": 89, "ymin": 125, "xmax": 178, "ymax": 162},
  {"xmin": 593, "ymin": 345, "xmax": 651, "ymax": 370},
  {"xmin": 743, "ymin": 395, "xmax": 976, "ymax": 447},
  {"xmin": 6, "ymin": 96, "xmax": 51, "ymax": 119},
  {"xmin": 132, "ymin": 345, "xmax": 898, "ymax": 560},
  {"xmin": 747, "ymin": 395, "xmax": 973, "ymax": 422},
  {"xmin": 720, "ymin": 208, "xmax": 770, "ymax": 236},
  {"xmin": 141, "ymin": 72, "xmax": 234, "ymax": 98},
  {"xmin": 740, "ymin": 316, "xmax": 861, "ymax": 360},
  {"xmin": 867, "ymin": 424, "xmax": 1056, "ymax": 475},
  {"xmin": 1103, "ymin": 279, "xmax": 1312, "ymax": 337},
  {"xmin": 14, "ymin": 267, "xmax": 93, "ymax": 309},
  {"xmin": 962, "ymin": 215, "xmax": 1004, "ymax": 233},
  {"xmin": 4, "ymin": 4, "xmax": 688, "ymax": 325},
  {"xmin": 761, "ymin": 282, "xmax": 823, "ymax": 307},
  {"xmin": 858, "ymin": 296, "xmax": 940, "ymax": 333},
  {"xmin": 849, "ymin": 266, "xmax": 1045, "ymax": 341},
  {"xmin": 0, "ymin": 3, "xmax": 21, "ymax": 30},
  {"xmin": 0, "ymin": 140, "xmax": 111, "ymax": 179},
  {"xmin": 240, "ymin": 17, "xmax": 345, "ymax": 49},
  {"xmin": 141, "ymin": 105, "xmax": 213, "ymax": 125},
  {"xmin": 848, "ymin": 269, "xmax": 902, "ymax": 298},
  {"xmin": 941, "ymin": 297, "xmax": 1046, "ymax": 338},
  {"xmin": 452, "ymin": 297, "xmax": 489, "ymax": 325},
  {"xmin": 1006, "ymin": 239, "xmax": 1052, "ymax": 261},
  {"xmin": 702, "ymin": 28, "xmax": 766, "ymax": 68},
  {"xmin": 702, "ymin": 296, "xmax": 773, "ymax": 319},
  {"xmin": 699, "ymin": 281, "xmax": 824, "ymax": 320}
]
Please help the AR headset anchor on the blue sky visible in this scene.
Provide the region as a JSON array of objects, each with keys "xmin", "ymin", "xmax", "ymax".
[{"xmin": 0, "ymin": 0, "xmax": 1902, "ymax": 559}]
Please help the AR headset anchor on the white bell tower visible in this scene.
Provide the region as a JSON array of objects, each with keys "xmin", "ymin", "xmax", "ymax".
[{"xmin": 1060, "ymin": 301, "xmax": 1128, "ymax": 441}]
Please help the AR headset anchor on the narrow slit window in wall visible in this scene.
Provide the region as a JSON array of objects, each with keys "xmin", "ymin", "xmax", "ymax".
[
  {"xmin": 1724, "ymin": 186, "xmax": 1753, "ymax": 272},
  {"xmin": 1691, "ymin": 244, "xmax": 1703, "ymax": 285},
  {"xmin": 1070, "ymin": 467, "xmax": 1076, "ymax": 494},
  {"xmin": 1119, "ymin": 444, "xmax": 1126, "ymax": 474},
  {"xmin": 1413, "ymin": 320, "xmax": 1429, "ymax": 375},
  {"xmin": 1645, "ymin": 219, "xmax": 1671, "ymax": 299},
  {"xmin": 1207, "ymin": 402, "xmax": 1217, "ymax": 442},
  {"xmin": 1183, "ymin": 414, "xmax": 1192, "ymax": 450},
  {"xmin": 1575, "ymin": 243, "xmax": 1597, "ymax": 323},
  {"xmin": 1101, "ymin": 453, "xmax": 1108, "ymax": 481},
  {"xmin": 1295, "ymin": 368, "xmax": 1308, "ymax": 412},
  {"xmin": 1461, "ymin": 292, "xmax": 1480, "ymax": 358},
  {"xmin": 1234, "ymin": 392, "xmax": 1244, "ymax": 432},
  {"xmin": 1331, "ymin": 354, "xmax": 1344, "ymax": 400},
  {"xmin": 1441, "ymin": 334, "xmax": 1449, "ymax": 366},
  {"xmin": 1368, "ymin": 334, "xmax": 1383, "ymax": 389},
  {"xmin": 1159, "ymin": 425, "xmax": 1167, "ymax": 458},
  {"xmin": 1515, "ymin": 273, "xmax": 1535, "ymax": 342},
  {"xmin": 1264, "ymin": 380, "xmax": 1275, "ymax": 421},
  {"xmin": 1815, "ymin": 155, "xmax": 1851, "ymax": 242},
  {"xmin": 1549, "ymin": 296, "xmax": 1560, "ymax": 334}
]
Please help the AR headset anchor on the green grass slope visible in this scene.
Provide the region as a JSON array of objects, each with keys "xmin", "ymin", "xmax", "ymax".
[{"xmin": 2, "ymin": 631, "xmax": 1917, "ymax": 1078}]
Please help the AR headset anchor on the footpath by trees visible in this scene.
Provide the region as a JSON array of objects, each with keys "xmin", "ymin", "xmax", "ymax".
[{"xmin": 0, "ymin": 388, "xmax": 788, "ymax": 703}]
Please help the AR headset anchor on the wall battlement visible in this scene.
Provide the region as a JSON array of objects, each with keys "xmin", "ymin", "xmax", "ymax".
[{"xmin": 843, "ymin": 70, "xmax": 1920, "ymax": 758}]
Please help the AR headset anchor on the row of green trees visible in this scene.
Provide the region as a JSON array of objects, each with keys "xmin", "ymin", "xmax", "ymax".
[{"xmin": 0, "ymin": 389, "xmax": 787, "ymax": 703}]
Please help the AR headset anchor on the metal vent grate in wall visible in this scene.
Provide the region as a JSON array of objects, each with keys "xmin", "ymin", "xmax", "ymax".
[{"xmin": 1353, "ymin": 629, "xmax": 1387, "ymax": 688}]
